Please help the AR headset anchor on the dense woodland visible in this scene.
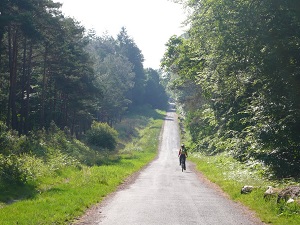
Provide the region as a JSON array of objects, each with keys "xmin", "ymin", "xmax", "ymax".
[
  {"xmin": 1, "ymin": 0, "xmax": 299, "ymax": 184},
  {"xmin": 0, "ymin": 0, "xmax": 168, "ymax": 187},
  {"xmin": 1, "ymin": 1, "xmax": 299, "ymax": 222},
  {"xmin": 0, "ymin": 0, "xmax": 168, "ymax": 137},
  {"xmin": 162, "ymin": 0, "xmax": 300, "ymax": 178}
]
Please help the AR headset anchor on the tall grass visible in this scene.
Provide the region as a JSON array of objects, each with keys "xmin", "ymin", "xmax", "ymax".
[
  {"xmin": 0, "ymin": 108, "xmax": 165, "ymax": 224},
  {"xmin": 189, "ymin": 152, "xmax": 300, "ymax": 225}
]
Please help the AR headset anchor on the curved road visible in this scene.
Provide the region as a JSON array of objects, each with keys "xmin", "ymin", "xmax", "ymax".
[{"xmin": 76, "ymin": 106, "xmax": 264, "ymax": 225}]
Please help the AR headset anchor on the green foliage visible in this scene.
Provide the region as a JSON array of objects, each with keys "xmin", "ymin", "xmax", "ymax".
[
  {"xmin": 86, "ymin": 121, "xmax": 118, "ymax": 151},
  {"xmin": 190, "ymin": 152, "xmax": 300, "ymax": 225},
  {"xmin": 0, "ymin": 154, "xmax": 30, "ymax": 185},
  {"xmin": 0, "ymin": 121, "xmax": 81, "ymax": 186},
  {"xmin": 1, "ymin": 0, "xmax": 160, "ymax": 138},
  {"xmin": 0, "ymin": 106, "xmax": 164, "ymax": 224},
  {"xmin": 0, "ymin": 122, "xmax": 27, "ymax": 155},
  {"xmin": 117, "ymin": 27, "xmax": 146, "ymax": 106},
  {"xmin": 0, "ymin": 0, "xmax": 101, "ymax": 134},
  {"xmin": 144, "ymin": 68, "xmax": 169, "ymax": 110},
  {"xmin": 164, "ymin": 0, "xmax": 300, "ymax": 178}
]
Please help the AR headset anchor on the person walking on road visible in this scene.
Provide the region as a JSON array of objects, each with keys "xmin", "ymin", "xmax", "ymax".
[{"xmin": 178, "ymin": 144, "xmax": 188, "ymax": 169}]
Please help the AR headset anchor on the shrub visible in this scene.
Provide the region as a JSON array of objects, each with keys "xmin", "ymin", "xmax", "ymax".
[
  {"xmin": 0, "ymin": 122, "xmax": 10, "ymax": 154},
  {"xmin": 0, "ymin": 154, "xmax": 32, "ymax": 185},
  {"xmin": 86, "ymin": 122, "xmax": 118, "ymax": 151}
]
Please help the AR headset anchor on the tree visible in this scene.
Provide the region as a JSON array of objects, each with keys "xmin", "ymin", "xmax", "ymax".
[
  {"xmin": 117, "ymin": 27, "xmax": 146, "ymax": 106},
  {"xmin": 0, "ymin": 0, "xmax": 99, "ymax": 136},
  {"xmin": 96, "ymin": 54, "xmax": 134, "ymax": 125},
  {"xmin": 163, "ymin": 0, "xmax": 300, "ymax": 177},
  {"xmin": 144, "ymin": 68, "xmax": 168, "ymax": 110},
  {"xmin": 88, "ymin": 34, "xmax": 135, "ymax": 125}
]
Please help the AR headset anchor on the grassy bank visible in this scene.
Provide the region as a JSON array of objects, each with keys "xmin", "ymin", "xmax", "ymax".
[
  {"xmin": 0, "ymin": 108, "xmax": 165, "ymax": 224},
  {"xmin": 189, "ymin": 152, "xmax": 300, "ymax": 225}
]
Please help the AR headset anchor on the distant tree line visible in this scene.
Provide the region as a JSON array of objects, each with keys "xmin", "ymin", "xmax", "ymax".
[
  {"xmin": 0, "ymin": 0, "xmax": 168, "ymax": 137},
  {"xmin": 163, "ymin": 0, "xmax": 300, "ymax": 177}
]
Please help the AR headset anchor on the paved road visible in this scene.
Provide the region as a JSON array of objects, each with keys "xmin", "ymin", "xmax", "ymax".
[{"xmin": 76, "ymin": 107, "xmax": 264, "ymax": 225}]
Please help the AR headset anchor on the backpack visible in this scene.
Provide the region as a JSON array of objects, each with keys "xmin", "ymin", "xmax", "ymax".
[{"xmin": 181, "ymin": 147, "xmax": 187, "ymax": 155}]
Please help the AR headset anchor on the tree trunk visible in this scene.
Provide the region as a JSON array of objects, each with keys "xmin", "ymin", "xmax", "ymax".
[
  {"xmin": 20, "ymin": 38, "xmax": 27, "ymax": 134},
  {"xmin": 24, "ymin": 42, "xmax": 33, "ymax": 134},
  {"xmin": 7, "ymin": 25, "xmax": 18, "ymax": 130},
  {"xmin": 70, "ymin": 110, "xmax": 75, "ymax": 136},
  {"xmin": 0, "ymin": 28, "xmax": 3, "ymax": 78},
  {"xmin": 64, "ymin": 94, "xmax": 69, "ymax": 128},
  {"xmin": 41, "ymin": 44, "xmax": 48, "ymax": 128}
]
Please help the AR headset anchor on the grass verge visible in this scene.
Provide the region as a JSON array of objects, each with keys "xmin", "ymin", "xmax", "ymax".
[
  {"xmin": 0, "ymin": 108, "xmax": 165, "ymax": 225},
  {"xmin": 189, "ymin": 152, "xmax": 300, "ymax": 225}
]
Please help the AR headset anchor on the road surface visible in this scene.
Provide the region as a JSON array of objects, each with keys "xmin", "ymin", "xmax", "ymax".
[{"xmin": 75, "ymin": 106, "xmax": 264, "ymax": 225}]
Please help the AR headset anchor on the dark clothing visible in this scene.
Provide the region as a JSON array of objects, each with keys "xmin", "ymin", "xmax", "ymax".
[
  {"xmin": 179, "ymin": 146, "xmax": 187, "ymax": 168},
  {"xmin": 178, "ymin": 147, "xmax": 188, "ymax": 157},
  {"xmin": 179, "ymin": 154, "xmax": 186, "ymax": 165}
]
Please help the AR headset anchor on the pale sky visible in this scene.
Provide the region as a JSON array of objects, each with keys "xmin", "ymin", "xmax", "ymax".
[{"xmin": 54, "ymin": 0, "xmax": 187, "ymax": 69}]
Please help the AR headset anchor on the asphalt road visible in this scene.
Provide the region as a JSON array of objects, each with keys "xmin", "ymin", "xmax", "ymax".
[{"xmin": 75, "ymin": 107, "xmax": 264, "ymax": 225}]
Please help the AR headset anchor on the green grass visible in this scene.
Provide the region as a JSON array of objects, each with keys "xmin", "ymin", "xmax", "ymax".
[
  {"xmin": 189, "ymin": 152, "xmax": 300, "ymax": 225},
  {"xmin": 0, "ymin": 109, "xmax": 165, "ymax": 225}
]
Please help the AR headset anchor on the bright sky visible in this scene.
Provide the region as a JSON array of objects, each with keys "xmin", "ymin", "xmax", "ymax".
[{"xmin": 54, "ymin": 0, "xmax": 187, "ymax": 69}]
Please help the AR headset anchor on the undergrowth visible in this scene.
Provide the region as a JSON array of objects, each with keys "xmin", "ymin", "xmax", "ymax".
[
  {"xmin": 189, "ymin": 152, "xmax": 300, "ymax": 225},
  {"xmin": 0, "ymin": 106, "xmax": 165, "ymax": 224}
]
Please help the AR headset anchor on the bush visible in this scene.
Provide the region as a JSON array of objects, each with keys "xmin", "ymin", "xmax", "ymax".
[
  {"xmin": 0, "ymin": 122, "xmax": 9, "ymax": 153},
  {"xmin": 86, "ymin": 122, "xmax": 118, "ymax": 151},
  {"xmin": 0, "ymin": 154, "xmax": 33, "ymax": 185}
]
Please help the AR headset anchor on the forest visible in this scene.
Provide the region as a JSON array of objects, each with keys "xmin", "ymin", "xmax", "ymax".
[
  {"xmin": 0, "ymin": 0, "xmax": 168, "ymax": 135},
  {"xmin": 162, "ymin": 0, "xmax": 300, "ymax": 178},
  {"xmin": 0, "ymin": 0, "xmax": 168, "ymax": 186},
  {"xmin": 0, "ymin": 1, "xmax": 300, "ymax": 223},
  {"xmin": 1, "ymin": 0, "xmax": 299, "ymax": 186}
]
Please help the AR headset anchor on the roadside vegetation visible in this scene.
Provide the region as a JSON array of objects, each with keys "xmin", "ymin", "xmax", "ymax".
[
  {"xmin": 0, "ymin": 106, "xmax": 165, "ymax": 224},
  {"xmin": 162, "ymin": 1, "xmax": 300, "ymax": 224},
  {"xmin": 1, "ymin": 1, "xmax": 168, "ymax": 137},
  {"xmin": 162, "ymin": 0, "xmax": 300, "ymax": 179},
  {"xmin": 1, "ymin": 2, "xmax": 169, "ymax": 224},
  {"xmin": 179, "ymin": 124, "xmax": 300, "ymax": 225},
  {"xmin": 189, "ymin": 152, "xmax": 300, "ymax": 225}
]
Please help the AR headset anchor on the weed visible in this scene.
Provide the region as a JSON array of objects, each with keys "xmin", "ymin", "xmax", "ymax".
[
  {"xmin": 0, "ymin": 107, "xmax": 165, "ymax": 224},
  {"xmin": 190, "ymin": 152, "xmax": 300, "ymax": 225}
]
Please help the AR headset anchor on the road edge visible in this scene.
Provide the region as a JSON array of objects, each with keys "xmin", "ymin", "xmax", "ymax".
[{"xmin": 71, "ymin": 114, "xmax": 167, "ymax": 224}]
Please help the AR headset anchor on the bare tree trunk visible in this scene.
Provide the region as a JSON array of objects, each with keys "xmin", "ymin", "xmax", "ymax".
[
  {"xmin": 7, "ymin": 25, "xmax": 18, "ymax": 130},
  {"xmin": 41, "ymin": 44, "xmax": 48, "ymax": 128},
  {"xmin": 24, "ymin": 42, "xmax": 33, "ymax": 134},
  {"xmin": 64, "ymin": 94, "xmax": 69, "ymax": 128},
  {"xmin": 20, "ymin": 38, "xmax": 27, "ymax": 134},
  {"xmin": 54, "ymin": 87, "xmax": 58, "ymax": 121},
  {"xmin": 0, "ymin": 28, "xmax": 3, "ymax": 78},
  {"xmin": 70, "ymin": 110, "xmax": 75, "ymax": 136}
]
